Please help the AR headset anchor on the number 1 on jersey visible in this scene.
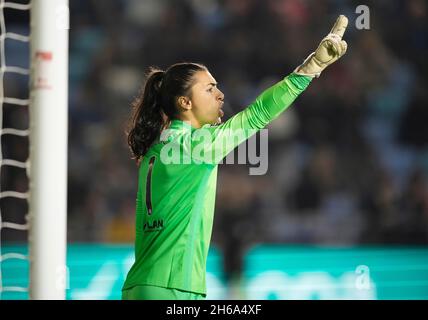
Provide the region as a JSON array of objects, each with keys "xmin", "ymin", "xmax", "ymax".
[{"xmin": 146, "ymin": 156, "xmax": 156, "ymax": 215}]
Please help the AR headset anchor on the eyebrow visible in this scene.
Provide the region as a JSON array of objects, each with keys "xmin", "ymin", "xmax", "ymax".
[{"xmin": 207, "ymin": 82, "xmax": 218, "ymax": 87}]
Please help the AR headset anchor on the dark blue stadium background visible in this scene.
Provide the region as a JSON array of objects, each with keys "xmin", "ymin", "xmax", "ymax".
[{"xmin": 2, "ymin": 0, "xmax": 428, "ymax": 287}]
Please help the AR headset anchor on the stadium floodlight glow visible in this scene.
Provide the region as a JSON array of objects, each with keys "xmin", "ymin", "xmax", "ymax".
[{"xmin": 28, "ymin": 0, "xmax": 69, "ymax": 300}]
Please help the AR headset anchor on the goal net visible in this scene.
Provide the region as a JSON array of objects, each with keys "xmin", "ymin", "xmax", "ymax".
[{"xmin": 0, "ymin": 0, "xmax": 68, "ymax": 300}]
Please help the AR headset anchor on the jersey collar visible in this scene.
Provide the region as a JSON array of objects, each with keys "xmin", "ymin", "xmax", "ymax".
[{"xmin": 169, "ymin": 119, "xmax": 197, "ymax": 131}]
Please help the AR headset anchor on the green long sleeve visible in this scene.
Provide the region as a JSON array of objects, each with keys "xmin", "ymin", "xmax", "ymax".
[{"xmin": 188, "ymin": 73, "xmax": 312, "ymax": 164}]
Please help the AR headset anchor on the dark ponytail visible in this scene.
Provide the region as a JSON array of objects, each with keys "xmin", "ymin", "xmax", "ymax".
[
  {"xmin": 127, "ymin": 68, "xmax": 165, "ymax": 162},
  {"xmin": 126, "ymin": 62, "xmax": 207, "ymax": 162}
]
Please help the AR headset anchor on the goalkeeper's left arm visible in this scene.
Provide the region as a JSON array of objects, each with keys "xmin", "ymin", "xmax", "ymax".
[
  {"xmin": 294, "ymin": 15, "xmax": 348, "ymax": 78},
  {"xmin": 189, "ymin": 15, "xmax": 349, "ymax": 164}
]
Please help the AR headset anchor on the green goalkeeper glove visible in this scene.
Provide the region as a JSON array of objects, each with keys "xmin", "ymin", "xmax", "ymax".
[{"xmin": 294, "ymin": 15, "xmax": 348, "ymax": 78}]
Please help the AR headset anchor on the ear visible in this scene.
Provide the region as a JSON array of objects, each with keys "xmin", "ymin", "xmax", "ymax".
[{"xmin": 177, "ymin": 96, "xmax": 192, "ymax": 111}]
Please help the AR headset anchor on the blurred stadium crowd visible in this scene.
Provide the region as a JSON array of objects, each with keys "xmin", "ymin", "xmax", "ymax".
[{"xmin": 2, "ymin": 0, "xmax": 428, "ymax": 279}]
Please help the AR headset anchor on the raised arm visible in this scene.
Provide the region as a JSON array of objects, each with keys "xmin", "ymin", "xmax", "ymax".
[{"xmin": 190, "ymin": 15, "xmax": 349, "ymax": 164}]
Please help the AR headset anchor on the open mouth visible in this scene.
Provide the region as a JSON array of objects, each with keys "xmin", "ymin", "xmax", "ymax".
[{"xmin": 219, "ymin": 108, "xmax": 224, "ymax": 117}]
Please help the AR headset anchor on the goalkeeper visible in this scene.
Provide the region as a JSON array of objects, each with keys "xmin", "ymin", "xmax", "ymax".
[{"xmin": 122, "ymin": 15, "xmax": 348, "ymax": 300}]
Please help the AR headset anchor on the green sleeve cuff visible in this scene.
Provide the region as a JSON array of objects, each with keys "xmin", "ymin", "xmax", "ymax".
[{"xmin": 288, "ymin": 73, "xmax": 313, "ymax": 91}]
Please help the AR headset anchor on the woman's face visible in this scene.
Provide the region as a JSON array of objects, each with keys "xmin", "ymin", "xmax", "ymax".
[{"xmin": 188, "ymin": 70, "xmax": 225, "ymax": 126}]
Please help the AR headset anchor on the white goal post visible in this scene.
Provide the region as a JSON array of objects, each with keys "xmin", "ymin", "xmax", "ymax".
[{"xmin": 28, "ymin": 0, "xmax": 69, "ymax": 299}]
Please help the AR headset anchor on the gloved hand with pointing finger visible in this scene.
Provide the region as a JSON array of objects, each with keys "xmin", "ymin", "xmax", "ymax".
[{"xmin": 294, "ymin": 15, "xmax": 348, "ymax": 78}]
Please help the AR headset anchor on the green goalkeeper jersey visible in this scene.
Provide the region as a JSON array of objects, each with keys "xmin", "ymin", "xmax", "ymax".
[{"xmin": 122, "ymin": 73, "xmax": 312, "ymax": 295}]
